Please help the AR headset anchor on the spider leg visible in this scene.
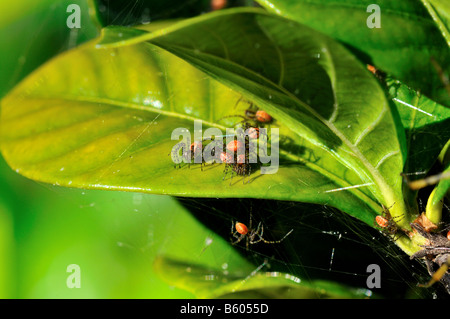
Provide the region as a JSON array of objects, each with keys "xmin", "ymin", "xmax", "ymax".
[
  {"xmin": 249, "ymin": 223, "xmax": 264, "ymax": 244},
  {"xmin": 261, "ymin": 229, "xmax": 294, "ymax": 244},
  {"xmin": 391, "ymin": 230, "xmax": 406, "ymax": 242},
  {"xmin": 234, "ymin": 96, "xmax": 244, "ymax": 109},
  {"xmin": 223, "ymin": 163, "xmax": 229, "ymax": 181},
  {"xmin": 232, "ymin": 231, "xmax": 241, "ymax": 240},
  {"xmin": 231, "ymin": 233, "xmax": 245, "ymax": 245},
  {"xmin": 244, "ymin": 159, "xmax": 251, "ymax": 184},
  {"xmin": 250, "ymin": 234, "xmax": 263, "ymax": 244},
  {"xmin": 229, "ymin": 167, "xmax": 234, "ymax": 186},
  {"xmin": 257, "ymin": 223, "xmax": 263, "ymax": 237},
  {"xmin": 217, "ymin": 115, "xmax": 249, "ymax": 128}
]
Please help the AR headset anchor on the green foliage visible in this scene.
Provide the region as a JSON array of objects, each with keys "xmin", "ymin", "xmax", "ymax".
[
  {"xmin": 1, "ymin": 0, "xmax": 449, "ymax": 298},
  {"xmin": 257, "ymin": 0, "xmax": 450, "ymax": 107}
]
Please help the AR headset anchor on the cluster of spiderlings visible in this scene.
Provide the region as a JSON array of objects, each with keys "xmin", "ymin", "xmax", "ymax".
[
  {"xmin": 171, "ymin": 99, "xmax": 274, "ymax": 181},
  {"xmin": 170, "ymin": 133, "xmax": 255, "ymax": 177},
  {"xmin": 218, "ymin": 100, "xmax": 273, "ymax": 183}
]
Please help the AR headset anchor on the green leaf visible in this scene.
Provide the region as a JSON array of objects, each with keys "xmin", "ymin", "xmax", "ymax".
[
  {"xmin": 88, "ymin": 0, "xmax": 212, "ymax": 27},
  {"xmin": 383, "ymin": 75, "xmax": 450, "ymax": 176},
  {"xmin": 153, "ymin": 255, "xmax": 375, "ymax": 299},
  {"xmin": 101, "ymin": 8, "xmax": 410, "ymax": 224},
  {"xmin": 256, "ymin": 0, "xmax": 450, "ymax": 108},
  {"xmin": 386, "ymin": 75, "xmax": 450, "ymax": 217},
  {"xmin": 1, "ymin": 8, "xmax": 409, "ymax": 231}
]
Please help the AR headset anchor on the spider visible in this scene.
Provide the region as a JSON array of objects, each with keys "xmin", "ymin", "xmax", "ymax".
[
  {"xmin": 374, "ymin": 203, "xmax": 403, "ymax": 238},
  {"xmin": 230, "ymin": 213, "xmax": 293, "ymax": 250},
  {"xmin": 367, "ymin": 64, "xmax": 387, "ymax": 82},
  {"xmin": 218, "ymin": 97, "xmax": 273, "ymax": 129},
  {"xmin": 410, "ymin": 222, "xmax": 450, "ymax": 293},
  {"xmin": 244, "ymin": 104, "xmax": 272, "ymax": 124}
]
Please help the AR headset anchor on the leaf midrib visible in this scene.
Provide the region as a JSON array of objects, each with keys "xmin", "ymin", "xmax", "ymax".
[{"xmin": 7, "ymin": 92, "xmax": 380, "ymax": 212}]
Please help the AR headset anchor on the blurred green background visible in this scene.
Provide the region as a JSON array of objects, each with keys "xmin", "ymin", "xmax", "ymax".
[
  {"xmin": 0, "ymin": 0, "xmax": 251, "ymax": 299},
  {"xmin": 0, "ymin": 154, "xmax": 195, "ymax": 298}
]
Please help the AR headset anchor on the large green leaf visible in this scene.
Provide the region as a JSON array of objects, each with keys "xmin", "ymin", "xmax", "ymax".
[
  {"xmin": 100, "ymin": 8, "xmax": 410, "ymax": 225},
  {"xmin": 1, "ymin": 8, "xmax": 409, "ymax": 232},
  {"xmin": 153, "ymin": 255, "xmax": 376, "ymax": 299},
  {"xmin": 256, "ymin": 0, "xmax": 450, "ymax": 108}
]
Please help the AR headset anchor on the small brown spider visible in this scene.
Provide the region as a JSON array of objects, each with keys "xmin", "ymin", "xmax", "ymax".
[
  {"xmin": 218, "ymin": 97, "xmax": 273, "ymax": 128},
  {"xmin": 230, "ymin": 213, "xmax": 293, "ymax": 250},
  {"xmin": 374, "ymin": 203, "xmax": 403, "ymax": 239},
  {"xmin": 410, "ymin": 222, "xmax": 450, "ymax": 293}
]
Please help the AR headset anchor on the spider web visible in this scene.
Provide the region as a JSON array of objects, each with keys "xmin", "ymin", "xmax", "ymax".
[{"xmin": 174, "ymin": 196, "xmax": 438, "ymax": 299}]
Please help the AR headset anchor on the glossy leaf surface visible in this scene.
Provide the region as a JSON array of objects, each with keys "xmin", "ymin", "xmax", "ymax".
[
  {"xmin": 2, "ymin": 8, "xmax": 408, "ymax": 229},
  {"xmin": 257, "ymin": 0, "xmax": 450, "ymax": 107}
]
